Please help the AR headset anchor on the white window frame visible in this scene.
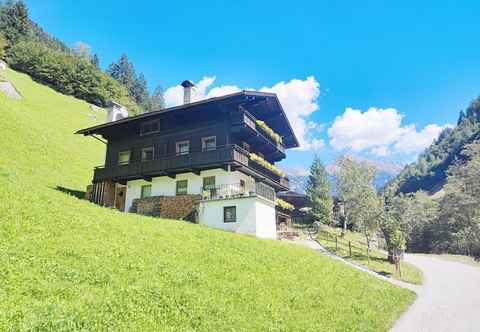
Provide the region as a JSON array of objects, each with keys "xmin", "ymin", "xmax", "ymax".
[
  {"xmin": 141, "ymin": 184, "xmax": 152, "ymax": 199},
  {"xmin": 141, "ymin": 146, "xmax": 155, "ymax": 161},
  {"xmin": 176, "ymin": 140, "xmax": 190, "ymax": 155},
  {"xmin": 176, "ymin": 179, "xmax": 188, "ymax": 195},
  {"xmin": 118, "ymin": 150, "xmax": 131, "ymax": 165},
  {"xmin": 224, "ymin": 206, "xmax": 237, "ymax": 223},
  {"xmin": 202, "ymin": 176, "xmax": 216, "ymax": 190},
  {"xmin": 201, "ymin": 136, "xmax": 217, "ymax": 151}
]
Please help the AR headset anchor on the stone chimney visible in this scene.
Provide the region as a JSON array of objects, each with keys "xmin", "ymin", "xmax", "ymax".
[
  {"xmin": 181, "ymin": 80, "xmax": 195, "ymax": 104},
  {"xmin": 107, "ymin": 101, "xmax": 129, "ymax": 122}
]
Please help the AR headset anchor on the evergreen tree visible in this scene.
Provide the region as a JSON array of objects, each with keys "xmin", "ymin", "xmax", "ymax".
[
  {"xmin": 107, "ymin": 53, "xmax": 135, "ymax": 88},
  {"xmin": 305, "ymin": 155, "xmax": 333, "ymax": 224},
  {"xmin": 0, "ymin": 1, "xmax": 29, "ymax": 47},
  {"xmin": 91, "ymin": 53, "xmax": 99, "ymax": 68},
  {"xmin": 132, "ymin": 72, "xmax": 149, "ymax": 107},
  {"xmin": 147, "ymin": 84, "xmax": 165, "ymax": 112},
  {"xmin": 107, "ymin": 53, "xmax": 150, "ymax": 110}
]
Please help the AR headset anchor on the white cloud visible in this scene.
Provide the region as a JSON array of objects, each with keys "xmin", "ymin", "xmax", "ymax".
[
  {"xmin": 309, "ymin": 138, "xmax": 326, "ymax": 151},
  {"xmin": 327, "ymin": 107, "xmax": 452, "ymax": 157},
  {"xmin": 328, "ymin": 107, "xmax": 406, "ymax": 151},
  {"xmin": 370, "ymin": 146, "xmax": 391, "ymax": 157},
  {"xmin": 259, "ymin": 76, "xmax": 320, "ymax": 149},
  {"xmin": 163, "ymin": 76, "xmax": 321, "ymax": 149},
  {"xmin": 394, "ymin": 124, "xmax": 453, "ymax": 154}
]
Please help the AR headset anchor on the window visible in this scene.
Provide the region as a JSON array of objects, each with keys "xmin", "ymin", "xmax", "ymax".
[
  {"xmin": 203, "ymin": 176, "xmax": 216, "ymax": 190},
  {"xmin": 201, "ymin": 136, "xmax": 216, "ymax": 151},
  {"xmin": 140, "ymin": 119, "xmax": 160, "ymax": 135},
  {"xmin": 141, "ymin": 185, "xmax": 151, "ymax": 198},
  {"xmin": 176, "ymin": 140, "xmax": 190, "ymax": 155},
  {"xmin": 118, "ymin": 151, "xmax": 130, "ymax": 165},
  {"xmin": 142, "ymin": 146, "xmax": 155, "ymax": 161},
  {"xmin": 176, "ymin": 180, "xmax": 188, "ymax": 195},
  {"xmin": 224, "ymin": 206, "xmax": 236, "ymax": 223}
]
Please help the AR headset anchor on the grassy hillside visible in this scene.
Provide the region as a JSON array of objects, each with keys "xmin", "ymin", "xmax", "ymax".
[{"xmin": 0, "ymin": 68, "xmax": 415, "ymax": 331}]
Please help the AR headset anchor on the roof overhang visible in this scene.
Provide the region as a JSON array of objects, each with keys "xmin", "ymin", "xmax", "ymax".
[{"xmin": 76, "ymin": 91, "xmax": 300, "ymax": 149}]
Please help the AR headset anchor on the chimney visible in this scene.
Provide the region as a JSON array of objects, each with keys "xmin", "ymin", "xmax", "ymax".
[{"xmin": 181, "ymin": 80, "xmax": 195, "ymax": 104}]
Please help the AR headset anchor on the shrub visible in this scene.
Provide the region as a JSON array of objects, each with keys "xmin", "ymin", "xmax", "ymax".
[{"xmin": 7, "ymin": 40, "xmax": 140, "ymax": 113}]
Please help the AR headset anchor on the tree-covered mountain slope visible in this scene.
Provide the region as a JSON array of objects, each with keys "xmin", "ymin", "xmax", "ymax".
[
  {"xmin": 388, "ymin": 97, "xmax": 480, "ymax": 194},
  {"xmin": 0, "ymin": 68, "xmax": 414, "ymax": 331}
]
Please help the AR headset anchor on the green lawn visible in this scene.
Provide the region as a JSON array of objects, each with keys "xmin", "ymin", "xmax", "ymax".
[
  {"xmin": 316, "ymin": 226, "xmax": 423, "ymax": 285},
  {"xmin": 0, "ymin": 68, "xmax": 415, "ymax": 331}
]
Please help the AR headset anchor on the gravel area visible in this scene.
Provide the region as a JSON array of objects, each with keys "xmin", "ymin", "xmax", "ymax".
[{"xmin": 391, "ymin": 254, "xmax": 480, "ymax": 332}]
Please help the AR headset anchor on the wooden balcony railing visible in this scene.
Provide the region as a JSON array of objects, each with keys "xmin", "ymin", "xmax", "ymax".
[
  {"xmin": 232, "ymin": 110, "xmax": 285, "ymax": 154},
  {"xmin": 93, "ymin": 144, "xmax": 289, "ymax": 190}
]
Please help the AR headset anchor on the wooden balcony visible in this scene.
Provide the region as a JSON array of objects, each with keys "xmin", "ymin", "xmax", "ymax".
[
  {"xmin": 231, "ymin": 110, "xmax": 286, "ymax": 160},
  {"xmin": 94, "ymin": 145, "xmax": 248, "ymax": 183},
  {"xmin": 93, "ymin": 144, "xmax": 290, "ymax": 190}
]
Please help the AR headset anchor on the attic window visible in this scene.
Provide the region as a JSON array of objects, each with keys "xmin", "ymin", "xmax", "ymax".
[{"xmin": 140, "ymin": 119, "xmax": 160, "ymax": 135}]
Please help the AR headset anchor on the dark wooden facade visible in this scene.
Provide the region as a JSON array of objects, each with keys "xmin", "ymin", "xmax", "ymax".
[{"xmin": 77, "ymin": 91, "xmax": 299, "ymax": 192}]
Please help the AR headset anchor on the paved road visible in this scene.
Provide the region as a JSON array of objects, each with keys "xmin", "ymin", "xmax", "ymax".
[{"xmin": 391, "ymin": 254, "xmax": 480, "ymax": 332}]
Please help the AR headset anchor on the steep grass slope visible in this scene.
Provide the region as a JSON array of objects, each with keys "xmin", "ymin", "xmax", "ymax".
[{"xmin": 0, "ymin": 69, "xmax": 415, "ymax": 331}]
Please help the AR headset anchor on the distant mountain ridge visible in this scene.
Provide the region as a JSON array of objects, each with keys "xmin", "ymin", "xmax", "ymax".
[
  {"xmin": 388, "ymin": 96, "xmax": 480, "ymax": 194},
  {"xmin": 285, "ymin": 156, "xmax": 403, "ymax": 194}
]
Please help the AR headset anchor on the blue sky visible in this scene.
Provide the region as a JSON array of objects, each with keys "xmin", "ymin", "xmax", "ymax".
[{"xmin": 26, "ymin": 0, "xmax": 480, "ymax": 173}]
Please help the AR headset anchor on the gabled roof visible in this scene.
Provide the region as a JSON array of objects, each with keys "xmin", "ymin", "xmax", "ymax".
[{"xmin": 76, "ymin": 90, "xmax": 300, "ymax": 148}]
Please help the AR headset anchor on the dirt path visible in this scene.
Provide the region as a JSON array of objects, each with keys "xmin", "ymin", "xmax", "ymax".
[{"xmin": 391, "ymin": 254, "xmax": 480, "ymax": 332}]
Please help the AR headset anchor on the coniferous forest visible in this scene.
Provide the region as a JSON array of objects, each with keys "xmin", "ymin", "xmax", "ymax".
[{"xmin": 0, "ymin": 1, "xmax": 164, "ymax": 114}]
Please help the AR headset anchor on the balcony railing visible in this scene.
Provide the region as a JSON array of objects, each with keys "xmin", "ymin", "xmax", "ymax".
[
  {"xmin": 94, "ymin": 145, "xmax": 248, "ymax": 182},
  {"xmin": 232, "ymin": 110, "xmax": 285, "ymax": 155},
  {"xmin": 244, "ymin": 111, "xmax": 285, "ymax": 154},
  {"xmin": 201, "ymin": 182, "xmax": 276, "ymax": 202},
  {"xmin": 93, "ymin": 144, "xmax": 289, "ymax": 190}
]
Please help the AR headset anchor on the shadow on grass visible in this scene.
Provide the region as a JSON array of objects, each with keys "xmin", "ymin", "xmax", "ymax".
[{"xmin": 54, "ymin": 186, "xmax": 85, "ymax": 199}]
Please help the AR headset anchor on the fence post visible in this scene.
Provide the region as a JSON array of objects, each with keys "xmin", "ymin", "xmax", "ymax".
[
  {"xmin": 349, "ymin": 241, "xmax": 352, "ymax": 257},
  {"xmin": 335, "ymin": 236, "xmax": 338, "ymax": 251}
]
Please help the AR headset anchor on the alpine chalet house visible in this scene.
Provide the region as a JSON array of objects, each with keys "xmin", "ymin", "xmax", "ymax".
[{"xmin": 77, "ymin": 81, "xmax": 299, "ymax": 239}]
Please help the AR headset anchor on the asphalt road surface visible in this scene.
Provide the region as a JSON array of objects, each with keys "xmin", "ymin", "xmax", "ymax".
[{"xmin": 391, "ymin": 254, "xmax": 480, "ymax": 332}]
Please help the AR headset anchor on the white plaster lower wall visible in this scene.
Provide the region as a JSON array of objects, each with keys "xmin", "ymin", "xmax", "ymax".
[
  {"xmin": 124, "ymin": 168, "xmax": 255, "ymax": 212},
  {"xmin": 198, "ymin": 196, "xmax": 277, "ymax": 239},
  {"xmin": 254, "ymin": 198, "xmax": 277, "ymax": 238}
]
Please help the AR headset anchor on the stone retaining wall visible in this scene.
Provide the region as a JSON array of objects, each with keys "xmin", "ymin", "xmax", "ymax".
[{"xmin": 130, "ymin": 195, "xmax": 201, "ymax": 222}]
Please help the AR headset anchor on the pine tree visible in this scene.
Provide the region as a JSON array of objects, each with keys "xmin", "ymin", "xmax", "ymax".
[
  {"xmin": 132, "ymin": 73, "xmax": 149, "ymax": 107},
  {"xmin": 305, "ymin": 155, "xmax": 333, "ymax": 224},
  {"xmin": 107, "ymin": 53, "xmax": 150, "ymax": 110},
  {"xmin": 107, "ymin": 53, "xmax": 135, "ymax": 88},
  {"xmin": 147, "ymin": 84, "xmax": 165, "ymax": 112},
  {"xmin": 0, "ymin": 1, "xmax": 29, "ymax": 46},
  {"xmin": 91, "ymin": 53, "xmax": 99, "ymax": 68}
]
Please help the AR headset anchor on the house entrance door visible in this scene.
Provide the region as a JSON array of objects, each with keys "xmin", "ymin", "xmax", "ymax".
[{"xmin": 115, "ymin": 185, "xmax": 127, "ymax": 211}]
